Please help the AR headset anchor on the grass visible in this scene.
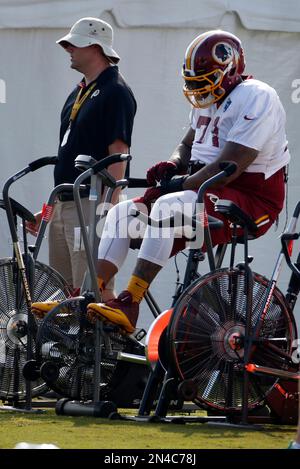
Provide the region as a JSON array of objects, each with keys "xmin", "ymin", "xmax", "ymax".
[{"xmin": 0, "ymin": 408, "xmax": 296, "ymax": 449}]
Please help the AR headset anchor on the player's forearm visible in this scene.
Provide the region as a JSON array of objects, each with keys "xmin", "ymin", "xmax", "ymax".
[
  {"xmin": 183, "ymin": 161, "xmax": 223, "ymax": 190},
  {"xmin": 169, "ymin": 126, "xmax": 194, "ymax": 172},
  {"xmin": 169, "ymin": 142, "xmax": 192, "ymax": 172},
  {"xmin": 183, "ymin": 142, "xmax": 258, "ymax": 190}
]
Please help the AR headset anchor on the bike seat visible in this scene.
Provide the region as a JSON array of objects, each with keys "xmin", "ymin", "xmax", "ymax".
[
  {"xmin": 0, "ymin": 198, "xmax": 36, "ymax": 223},
  {"xmin": 214, "ymin": 199, "xmax": 258, "ymax": 233}
]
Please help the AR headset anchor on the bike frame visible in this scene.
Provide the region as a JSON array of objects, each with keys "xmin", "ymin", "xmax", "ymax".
[{"xmin": 1, "ymin": 156, "xmax": 59, "ymax": 409}]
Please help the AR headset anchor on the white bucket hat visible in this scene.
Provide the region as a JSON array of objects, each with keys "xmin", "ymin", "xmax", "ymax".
[{"xmin": 56, "ymin": 17, "xmax": 120, "ymax": 63}]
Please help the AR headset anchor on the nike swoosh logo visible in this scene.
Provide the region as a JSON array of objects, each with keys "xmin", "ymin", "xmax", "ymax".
[{"xmin": 244, "ymin": 115, "xmax": 255, "ymax": 120}]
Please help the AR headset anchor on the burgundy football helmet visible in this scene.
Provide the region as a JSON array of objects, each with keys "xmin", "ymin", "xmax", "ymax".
[{"xmin": 182, "ymin": 30, "xmax": 245, "ymax": 108}]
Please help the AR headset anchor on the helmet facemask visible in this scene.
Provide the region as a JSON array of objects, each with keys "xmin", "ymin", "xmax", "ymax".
[{"xmin": 183, "ymin": 68, "xmax": 226, "ymax": 108}]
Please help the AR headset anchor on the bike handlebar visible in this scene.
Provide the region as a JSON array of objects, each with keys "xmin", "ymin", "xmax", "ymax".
[
  {"xmin": 127, "ymin": 162, "xmax": 237, "ymax": 231},
  {"xmin": 197, "ymin": 161, "xmax": 237, "ymax": 203},
  {"xmin": 280, "ymin": 200, "xmax": 300, "ymax": 279},
  {"xmin": 28, "ymin": 156, "xmax": 58, "ymax": 172},
  {"xmin": 91, "ymin": 153, "xmax": 132, "ymax": 175},
  {"xmin": 129, "ymin": 207, "xmax": 223, "ymax": 230},
  {"xmin": 281, "ymin": 236, "xmax": 300, "ymax": 279},
  {"xmin": 2, "ymin": 155, "xmax": 59, "ymax": 243},
  {"xmin": 292, "ymin": 200, "xmax": 300, "ymax": 219},
  {"xmin": 219, "ymin": 161, "xmax": 237, "ymax": 177},
  {"xmin": 127, "ymin": 178, "xmax": 149, "ymax": 188}
]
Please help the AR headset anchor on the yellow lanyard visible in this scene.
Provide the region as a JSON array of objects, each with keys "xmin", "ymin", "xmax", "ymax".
[{"xmin": 69, "ymin": 82, "xmax": 97, "ymax": 122}]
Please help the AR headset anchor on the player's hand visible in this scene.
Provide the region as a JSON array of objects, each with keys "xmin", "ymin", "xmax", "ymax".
[
  {"xmin": 141, "ymin": 187, "xmax": 164, "ymax": 206},
  {"xmin": 160, "ymin": 175, "xmax": 188, "ymax": 193},
  {"xmin": 146, "ymin": 161, "xmax": 178, "ymax": 186}
]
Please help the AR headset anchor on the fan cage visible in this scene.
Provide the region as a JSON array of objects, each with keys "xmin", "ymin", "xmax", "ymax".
[
  {"xmin": 168, "ymin": 268, "xmax": 296, "ymax": 413},
  {"xmin": 0, "ymin": 258, "xmax": 71, "ymax": 402},
  {"xmin": 36, "ymin": 298, "xmax": 137, "ymax": 401}
]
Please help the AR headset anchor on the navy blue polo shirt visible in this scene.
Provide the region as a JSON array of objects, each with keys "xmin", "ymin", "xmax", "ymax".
[{"xmin": 54, "ymin": 66, "xmax": 137, "ymax": 186}]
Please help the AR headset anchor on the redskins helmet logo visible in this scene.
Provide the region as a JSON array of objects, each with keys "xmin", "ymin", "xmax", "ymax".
[{"xmin": 212, "ymin": 42, "xmax": 234, "ymax": 65}]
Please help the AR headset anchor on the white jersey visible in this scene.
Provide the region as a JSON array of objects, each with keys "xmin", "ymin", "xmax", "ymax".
[{"xmin": 190, "ymin": 78, "xmax": 290, "ymax": 179}]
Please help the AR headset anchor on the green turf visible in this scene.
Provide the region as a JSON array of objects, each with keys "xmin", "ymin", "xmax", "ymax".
[{"xmin": 0, "ymin": 408, "xmax": 296, "ymax": 449}]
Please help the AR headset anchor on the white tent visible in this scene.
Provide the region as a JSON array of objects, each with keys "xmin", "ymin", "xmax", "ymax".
[{"xmin": 0, "ymin": 0, "xmax": 299, "ymax": 330}]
